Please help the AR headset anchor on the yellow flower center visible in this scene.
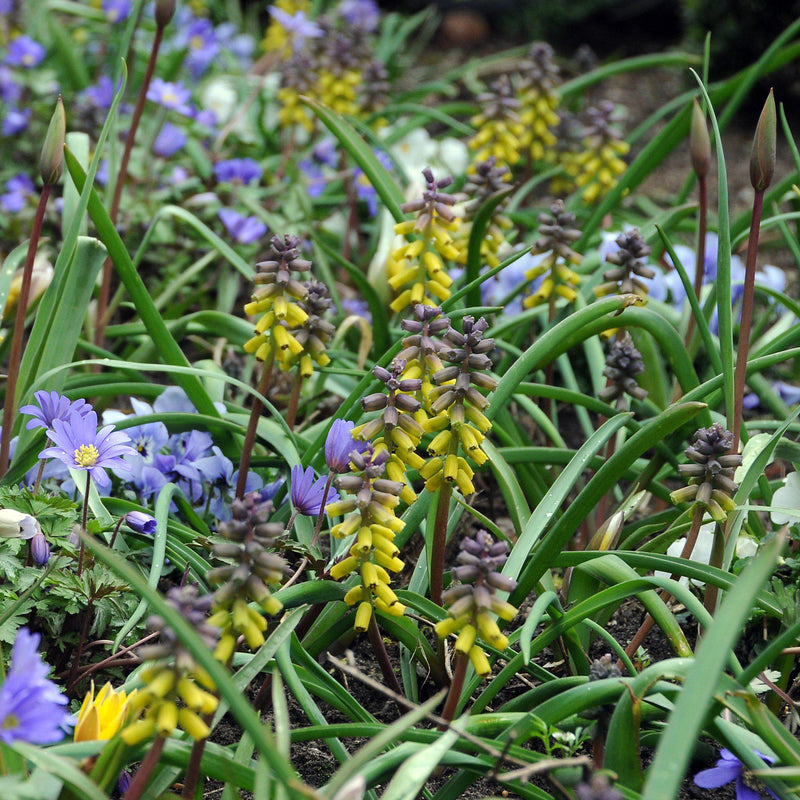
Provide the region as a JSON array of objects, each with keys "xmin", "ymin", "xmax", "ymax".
[{"xmin": 74, "ymin": 444, "xmax": 100, "ymax": 467}]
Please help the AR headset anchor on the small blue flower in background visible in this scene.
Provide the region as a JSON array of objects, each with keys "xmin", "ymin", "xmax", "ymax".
[
  {"xmin": 0, "ymin": 64, "xmax": 21, "ymax": 103},
  {"xmin": 126, "ymin": 510, "xmax": 157, "ymax": 535},
  {"xmin": 215, "ymin": 23, "xmax": 255, "ymax": 68},
  {"xmin": 2, "ymin": 106, "xmax": 31, "ymax": 137},
  {"xmin": 153, "ymin": 122, "xmax": 187, "ymax": 158},
  {"xmin": 338, "ymin": 0, "xmax": 380, "ymax": 31},
  {"xmin": 147, "ymin": 78, "xmax": 194, "ymax": 117},
  {"xmin": 313, "ymin": 138, "xmax": 338, "ymax": 167},
  {"xmin": 291, "ymin": 465, "xmax": 339, "ymax": 516},
  {"xmin": 341, "ymin": 297, "xmax": 371, "ymax": 322},
  {"xmin": 0, "ymin": 628, "xmax": 72, "ymax": 744},
  {"xmin": 102, "ymin": 0, "xmax": 131, "ymax": 23},
  {"xmin": 5, "ymin": 35, "xmax": 45, "ymax": 68},
  {"xmin": 175, "ymin": 16, "xmax": 220, "ymax": 78},
  {"xmin": 0, "ymin": 173, "xmax": 34, "ymax": 213},
  {"xmin": 353, "ymin": 151, "xmax": 394, "ymax": 217},
  {"xmin": 214, "ymin": 157, "xmax": 262, "ymax": 186},
  {"xmin": 79, "ymin": 76, "xmax": 117, "ymax": 111},
  {"xmin": 694, "ymin": 748, "xmax": 779, "ymax": 800},
  {"xmin": 20, "ymin": 390, "xmax": 92, "ymax": 431},
  {"xmin": 268, "ymin": 6, "xmax": 323, "ymax": 52},
  {"xmin": 325, "ymin": 419, "xmax": 368, "ymax": 473},
  {"xmin": 219, "ymin": 208, "xmax": 267, "ymax": 245},
  {"xmin": 39, "ymin": 409, "xmax": 135, "ymax": 490}
]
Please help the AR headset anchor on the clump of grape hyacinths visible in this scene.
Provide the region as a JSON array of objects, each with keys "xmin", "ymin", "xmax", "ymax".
[
  {"xmin": 435, "ymin": 530, "xmax": 517, "ymax": 676},
  {"xmin": 453, "ymin": 157, "xmax": 513, "ymax": 271},
  {"xmin": 598, "ymin": 333, "xmax": 648, "ymax": 406},
  {"xmin": 123, "ymin": 586, "xmax": 219, "ymax": 745},
  {"xmin": 469, "ymin": 75, "xmax": 524, "ymax": 171},
  {"xmin": 517, "ymin": 41, "xmax": 561, "ymax": 162},
  {"xmin": 420, "ymin": 315, "xmax": 497, "ymax": 496},
  {"xmin": 207, "ymin": 492, "xmax": 287, "ymax": 663},
  {"xmin": 670, "ymin": 423, "xmax": 743, "ymax": 523},
  {"xmin": 595, "ymin": 228, "xmax": 654, "ymax": 301},
  {"xmin": 243, "ymin": 234, "xmax": 311, "ymax": 370},
  {"xmin": 522, "ymin": 199, "xmax": 582, "ymax": 309},
  {"xmin": 388, "ymin": 168, "xmax": 459, "ymax": 313},
  {"xmin": 326, "ymin": 444, "xmax": 407, "ymax": 632},
  {"xmin": 568, "ymin": 100, "xmax": 630, "ymax": 204},
  {"xmin": 355, "ymin": 360, "xmax": 424, "ymax": 504}
]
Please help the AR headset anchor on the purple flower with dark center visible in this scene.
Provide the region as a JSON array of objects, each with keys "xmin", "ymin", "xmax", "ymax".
[
  {"xmin": 5, "ymin": 36, "xmax": 45, "ymax": 68},
  {"xmin": 153, "ymin": 121, "xmax": 187, "ymax": 158},
  {"xmin": 338, "ymin": 0, "xmax": 380, "ymax": 31},
  {"xmin": 218, "ymin": 208, "xmax": 267, "ymax": 245},
  {"xmin": 147, "ymin": 78, "xmax": 194, "ymax": 117},
  {"xmin": 0, "ymin": 172, "xmax": 34, "ymax": 213},
  {"xmin": 0, "ymin": 628, "xmax": 71, "ymax": 744},
  {"xmin": 290, "ymin": 465, "xmax": 339, "ymax": 516},
  {"xmin": 2, "ymin": 107, "xmax": 31, "ymax": 136},
  {"xmin": 268, "ymin": 6, "xmax": 323, "ymax": 51},
  {"xmin": 20, "ymin": 390, "xmax": 92, "ymax": 431},
  {"xmin": 214, "ymin": 157, "xmax": 262, "ymax": 185},
  {"xmin": 694, "ymin": 749, "xmax": 779, "ymax": 800},
  {"xmin": 325, "ymin": 419, "xmax": 367, "ymax": 473},
  {"xmin": 102, "ymin": 0, "xmax": 131, "ymax": 22},
  {"xmin": 126, "ymin": 510, "xmax": 157, "ymax": 535},
  {"xmin": 39, "ymin": 409, "xmax": 135, "ymax": 490}
]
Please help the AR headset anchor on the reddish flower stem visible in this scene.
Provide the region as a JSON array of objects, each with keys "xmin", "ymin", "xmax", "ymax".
[
  {"xmin": 0, "ymin": 185, "xmax": 51, "ymax": 478},
  {"xmin": 236, "ymin": 357, "xmax": 274, "ymax": 499},
  {"xmin": 732, "ymin": 188, "xmax": 765, "ymax": 451},
  {"xmin": 430, "ymin": 481, "xmax": 453, "ymax": 608},
  {"xmin": 439, "ymin": 649, "xmax": 469, "ymax": 725},
  {"xmin": 122, "ymin": 735, "xmax": 166, "ymax": 800}
]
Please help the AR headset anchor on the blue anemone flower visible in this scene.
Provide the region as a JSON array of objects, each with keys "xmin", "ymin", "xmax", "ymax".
[
  {"xmin": 0, "ymin": 628, "xmax": 71, "ymax": 744},
  {"xmin": 290, "ymin": 465, "xmax": 339, "ymax": 516}
]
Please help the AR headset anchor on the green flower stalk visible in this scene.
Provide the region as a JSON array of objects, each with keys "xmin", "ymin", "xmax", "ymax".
[
  {"xmin": 453, "ymin": 157, "xmax": 513, "ymax": 271},
  {"xmin": 568, "ymin": 101, "xmax": 629, "ymax": 204},
  {"xmin": 669, "ymin": 423, "xmax": 742, "ymax": 523},
  {"xmin": 469, "ymin": 74, "xmax": 525, "ymax": 171},
  {"xmin": 686, "ymin": 98, "xmax": 711, "ymax": 348},
  {"xmin": 518, "ymin": 42, "xmax": 561, "ymax": 163},
  {"xmin": 436, "ymin": 530, "xmax": 517, "ymax": 722},
  {"xmin": 388, "ymin": 168, "xmax": 459, "ymax": 314},
  {"xmin": 326, "ymin": 444, "xmax": 406, "ymax": 632},
  {"xmin": 122, "ymin": 587, "xmax": 220, "ymax": 747},
  {"xmin": 522, "ymin": 199, "xmax": 582, "ymax": 309},
  {"xmin": 207, "ymin": 494, "xmax": 287, "ymax": 663},
  {"xmin": 355, "ymin": 360, "xmax": 425, "ymax": 504}
]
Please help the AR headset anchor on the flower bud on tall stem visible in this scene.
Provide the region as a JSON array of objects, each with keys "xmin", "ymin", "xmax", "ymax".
[{"xmin": 733, "ymin": 89, "xmax": 776, "ymax": 451}]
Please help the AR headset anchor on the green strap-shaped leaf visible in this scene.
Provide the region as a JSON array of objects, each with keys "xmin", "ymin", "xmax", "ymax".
[
  {"xmin": 62, "ymin": 148, "xmax": 219, "ymax": 420},
  {"xmin": 510, "ymin": 402, "xmax": 707, "ymax": 606},
  {"xmin": 641, "ymin": 532, "xmax": 784, "ymax": 800},
  {"xmin": 302, "ymin": 97, "xmax": 405, "ymax": 222}
]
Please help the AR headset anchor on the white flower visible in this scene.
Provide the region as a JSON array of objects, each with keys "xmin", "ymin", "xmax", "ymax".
[
  {"xmin": 771, "ymin": 471, "xmax": 800, "ymax": 526},
  {"xmin": 657, "ymin": 522, "xmax": 715, "ymax": 587},
  {"xmin": 0, "ymin": 509, "xmax": 40, "ymax": 540}
]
